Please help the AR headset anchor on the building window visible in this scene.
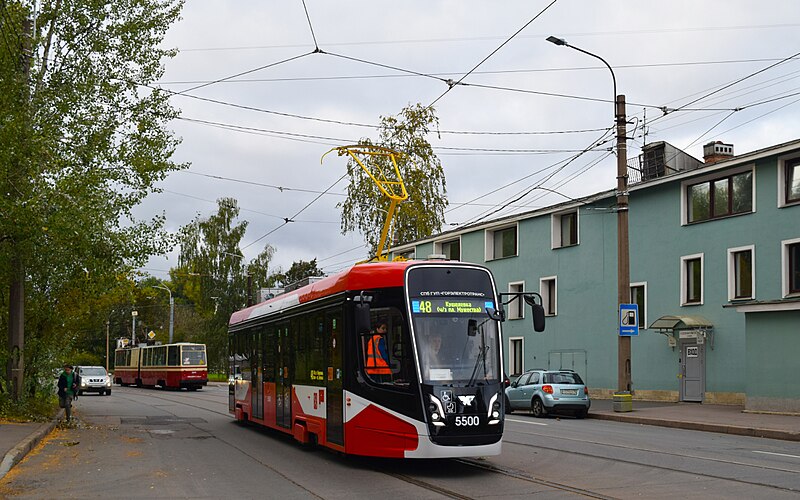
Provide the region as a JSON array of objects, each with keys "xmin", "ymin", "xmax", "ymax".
[
  {"xmin": 436, "ymin": 238, "xmax": 460, "ymax": 260},
  {"xmin": 540, "ymin": 276, "xmax": 557, "ymax": 316},
  {"xmin": 507, "ymin": 282, "xmax": 525, "ymax": 320},
  {"xmin": 509, "ymin": 338, "xmax": 524, "ymax": 376},
  {"xmin": 786, "ymin": 158, "xmax": 800, "ymax": 205},
  {"xmin": 552, "ymin": 210, "xmax": 578, "ymax": 248},
  {"xmin": 687, "ymin": 170, "xmax": 753, "ymax": 223},
  {"xmin": 681, "ymin": 254, "xmax": 704, "ymax": 305},
  {"xmin": 727, "ymin": 245, "xmax": 755, "ymax": 301},
  {"xmin": 630, "ymin": 282, "xmax": 647, "ymax": 329},
  {"xmin": 783, "ymin": 238, "xmax": 800, "ymax": 297},
  {"xmin": 485, "ymin": 225, "xmax": 517, "ymax": 260}
]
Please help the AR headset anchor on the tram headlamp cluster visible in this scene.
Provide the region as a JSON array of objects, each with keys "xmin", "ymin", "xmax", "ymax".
[
  {"xmin": 428, "ymin": 394, "xmax": 446, "ymax": 427},
  {"xmin": 487, "ymin": 393, "xmax": 501, "ymax": 425}
]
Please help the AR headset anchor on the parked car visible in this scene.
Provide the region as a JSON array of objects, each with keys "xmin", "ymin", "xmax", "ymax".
[
  {"xmin": 504, "ymin": 369, "xmax": 590, "ymax": 418},
  {"xmin": 76, "ymin": 366, "xmax": 112, "ymax": 396}
]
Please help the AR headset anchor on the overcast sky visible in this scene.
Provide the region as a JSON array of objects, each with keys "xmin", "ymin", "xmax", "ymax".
[{"xmin": 134, "ymin": 0, "xmax": 800, "ymax": 279}]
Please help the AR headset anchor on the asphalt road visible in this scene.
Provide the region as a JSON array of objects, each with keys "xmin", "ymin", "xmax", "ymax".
[{"xmin": 1, "ymin": 385, "xmax": 799, "ymax": 499}]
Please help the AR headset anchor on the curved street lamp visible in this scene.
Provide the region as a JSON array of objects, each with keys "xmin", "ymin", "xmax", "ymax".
[{"xmin": 547, "ymin": 36, "xmax": 631, "ymax": 393}]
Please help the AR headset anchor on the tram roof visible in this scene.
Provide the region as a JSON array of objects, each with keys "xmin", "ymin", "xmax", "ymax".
[{"xmin": 229, "ymin": 261, "xmax": 413, "ymax": 326}]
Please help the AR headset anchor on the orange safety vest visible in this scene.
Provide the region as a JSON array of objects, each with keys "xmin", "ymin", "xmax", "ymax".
[{"xmin": 365, "ymin": 334, "xmax": 392, "ymax": 375}]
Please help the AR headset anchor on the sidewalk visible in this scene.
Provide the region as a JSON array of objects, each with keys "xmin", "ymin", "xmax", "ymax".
[
  {"xmin": 2, "ymin": 400, "xmax": 798, "ymax": 481},
  {"xmin": 589, "ymin": 399, "xmax": 800, "ymax": 441},
  {"xmin": 0, "ymin": 411, "xmax": 62, "ymax": 481}
]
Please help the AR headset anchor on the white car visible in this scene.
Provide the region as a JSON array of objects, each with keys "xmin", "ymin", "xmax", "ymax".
[{"xmin": 76, "ymin": 366, "xmax": 113, "ymax": 396}]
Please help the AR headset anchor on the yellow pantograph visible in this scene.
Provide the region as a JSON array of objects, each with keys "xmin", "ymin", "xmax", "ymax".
[{"xmin": 322, "ymin": 145, "xmax": 408, "ymax": 262}]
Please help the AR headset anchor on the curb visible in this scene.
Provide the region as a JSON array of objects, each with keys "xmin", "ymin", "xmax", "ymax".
[
  {"xmin": 589, "ymin": 412, "xmax": 800, "ymax": 442},
  {"xmin": 0, "ymin": 409, "xmax": 63, "ymax": 481}
]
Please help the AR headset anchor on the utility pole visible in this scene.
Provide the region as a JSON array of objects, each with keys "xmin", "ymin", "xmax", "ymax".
[
  {"xmin": 7, "ymin": 18, "xmax": 33, "ymax": 401},
  {"xmin": 616, "ymin": 95, "xmax": 632, "ymax": 393},
  {"xmin": 106, "ymin": 320, "xmax": 111, "ymax": 371}
]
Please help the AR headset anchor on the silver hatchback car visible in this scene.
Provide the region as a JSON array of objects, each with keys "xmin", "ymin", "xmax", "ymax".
[{"xmin": 504, "ymin": 369, "xmax": 590, "ymax": 418}]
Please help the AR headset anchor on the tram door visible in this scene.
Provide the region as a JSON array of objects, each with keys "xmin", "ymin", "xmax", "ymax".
[
  {"xmin": 251, "ymin": 328, "xmax": 263, "ymax": 420},
  {"xmin": 276, "ymin": 321, "xmax": 292, "ymax": 429},
  {"xmin": 326, "ymin": 309, "xmax": 344, "ymax": 445}
]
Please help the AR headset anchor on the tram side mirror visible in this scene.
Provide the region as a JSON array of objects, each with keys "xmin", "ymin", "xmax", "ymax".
[
  {"xmin": 531, "ymin": 303, "xmax": 546, "ymax": 332},
  {"xmin": 467, "ymin": 319, "xmax": 478, "ymax": 337},
  {"xmin": 354, "ymin": 301, "xmax": 371, "ymax": 335}
]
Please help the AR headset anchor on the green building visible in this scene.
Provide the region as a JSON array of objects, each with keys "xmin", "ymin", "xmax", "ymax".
[{"xmin": 392, "ymin": 138, "xmax": 800, "ymax": 412}]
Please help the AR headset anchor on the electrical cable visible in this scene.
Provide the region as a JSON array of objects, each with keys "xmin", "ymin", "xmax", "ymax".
[
  {"xmin": 428, "ymin": 0, "xmax": 559, "ymax": 107},
  {"xmin": 242, "ymin": 173, "xmax": 348, "ymax": 250},
  {"xmin": 177, "ymin": 51, "xmax": 316, "ymax": 95}
]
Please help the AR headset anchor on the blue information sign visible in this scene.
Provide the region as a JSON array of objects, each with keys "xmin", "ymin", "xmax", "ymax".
[{"xmin": 619, "ymin": 303, "xmax": 639, "ymax": 336}]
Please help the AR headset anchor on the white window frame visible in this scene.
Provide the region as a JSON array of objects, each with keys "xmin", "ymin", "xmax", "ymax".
[
  {"xmin": 680, "ymin": 253, "xmax": 704, "ymax": 306},
  {"xmin": 551, "ymin": 209, "xmax": 579, "ymax": 249},
  {"xmin": 630, "ymin": 281, "xmax": 647, "ymax": 330},
  {"xmin": 539, "ymin": 276, "xmax": 557, "ymax": 316},
  {"xmin": 727, "ymin": 245, "xmax": 756, "ymax": 301},
  {"xmin": 680, "ymin": 164, "xmax": 756, "ymax": 225},
  {"xmin": 484, "ymin": 223, "xmax": 518, "ymax": 261},
  {"xmin": 507, "ymin": 281, "xmax": 525, "ymax": 320},
  {"xmin": 508, "ymin": 336, "xmax": 525, "ymax": 376},
  {"xmin": 782, "ymin": 237, "xmax": 800, "ymax": 298},
  {"xmin": 777, "ymin": 152, "xmax": 800, "ymax": 208},
  {"xmin": 434, "ymin": 237, "xmax": 461, "ymax": 261}
]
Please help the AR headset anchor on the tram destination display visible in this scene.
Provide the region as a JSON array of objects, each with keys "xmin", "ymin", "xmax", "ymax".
[{"xmin": 411, "ymin": 298, "xmax": 494, "ymax": 315}]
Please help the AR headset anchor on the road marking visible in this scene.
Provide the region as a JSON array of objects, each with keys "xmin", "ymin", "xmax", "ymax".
[
  {"xmin": 753, "ymin": 451, "xmax": 800, "ymax": 460},
  {"xmin": 506, "ymin": 417, "xmax": 548, "ymax": 426}
]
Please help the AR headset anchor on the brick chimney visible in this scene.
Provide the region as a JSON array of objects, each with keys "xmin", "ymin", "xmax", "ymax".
[{"xmin": 703, "ymin": 141, "xmax": 734, "ymax": 164}]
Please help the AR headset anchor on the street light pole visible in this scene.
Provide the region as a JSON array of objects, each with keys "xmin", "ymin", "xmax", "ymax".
[
  {"xmin": 547, "ymin": 36, "xmax": 632, "ymax": 393},
  {"xmin": 154, "ymin": 284, "xmax": 174, "ymax": 344}
]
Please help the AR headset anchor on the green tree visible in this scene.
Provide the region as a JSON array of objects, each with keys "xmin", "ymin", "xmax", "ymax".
[
  {"xmin": 339, "ymin": 103, "xmax": 448, "ymax": 256},
  {"xmin": 1, "ymin": 0, "xmax": 185, "ymax": 402},
  {"xmin": 175, "ymin": 198, "xmax": 275, "ymax": 372}
]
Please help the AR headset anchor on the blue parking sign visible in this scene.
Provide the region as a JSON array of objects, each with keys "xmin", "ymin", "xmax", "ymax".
[{"xmin": 619, "ymin": 303, "xmax": 639, "ymax": 336}]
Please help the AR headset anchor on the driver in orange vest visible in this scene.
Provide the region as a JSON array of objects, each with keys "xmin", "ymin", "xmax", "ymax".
[{"xmin": 366, "ymin": 322, "xmax": 392, "ymax": 376}]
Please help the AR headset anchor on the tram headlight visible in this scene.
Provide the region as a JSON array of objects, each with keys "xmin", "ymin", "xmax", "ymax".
[
  {"xmin": 487, "ymin": 393, "xmax": 501, "ymax": 425},
  {"xmin": 428, "ymin": 395, "xmax": 446, "ymax": 427}
]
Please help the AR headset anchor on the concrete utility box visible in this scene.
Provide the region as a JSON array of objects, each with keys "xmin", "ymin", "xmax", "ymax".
[{"xmin": 613, "ymin": 392, "xmax": 632, "ymax": 412}]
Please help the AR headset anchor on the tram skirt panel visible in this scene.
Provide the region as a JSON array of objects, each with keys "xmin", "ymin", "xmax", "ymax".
[{"xmin": 343, "ymin": 392, "xmax": 419, "ymax": 458}]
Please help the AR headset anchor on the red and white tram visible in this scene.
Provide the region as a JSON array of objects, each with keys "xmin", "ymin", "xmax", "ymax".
[
  {"xmin": 228, "ymin": 260, "xmax": 543, "ymax": 459},
  {"xmin": 114, "ymin": 342, "xmax": 208, "ymax": 390}
]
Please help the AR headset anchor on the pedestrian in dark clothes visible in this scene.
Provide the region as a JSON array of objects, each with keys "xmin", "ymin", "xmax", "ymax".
[{"xmin": 57, "ymin": 364, "xmax": 79, "ymax": 422}]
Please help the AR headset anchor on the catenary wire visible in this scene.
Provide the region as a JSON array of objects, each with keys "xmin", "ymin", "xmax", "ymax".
[{"xmin": 428, "ymin": 0, "xmax": 559, "ymax": 107}]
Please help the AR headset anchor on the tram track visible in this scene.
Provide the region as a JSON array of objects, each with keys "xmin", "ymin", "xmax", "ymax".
[
  {"xmin": 503, "ymin": 436, "xmax": 800, "ymax": 494},
  {"xmin": 113, "ymin": 387, "xmax": 616, "ymax": 498}
]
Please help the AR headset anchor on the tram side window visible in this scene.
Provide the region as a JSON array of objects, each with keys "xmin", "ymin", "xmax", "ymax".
[
  {"xmin": 294, "ymin": 316, "xmax": 309, "ymax": 385},
  {"xmin": 361, "ymin": 307, "xmax": 413, "ymax": 388},
  {"xmin": 240, "ymin": 333, "xmax": 251, "ymax": 382},
  {"xmin": 168, "ymin": 345, "xmax": 178, "ymax": 366},
  {"xmin": 156, "ymin": 346, "xmax": 166, "ymax": 366}
]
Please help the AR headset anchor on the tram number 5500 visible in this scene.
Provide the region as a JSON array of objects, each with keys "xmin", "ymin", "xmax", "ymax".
[{"xmin": 454, "ymin": 415, "xmax": 480, "ymax": 426}]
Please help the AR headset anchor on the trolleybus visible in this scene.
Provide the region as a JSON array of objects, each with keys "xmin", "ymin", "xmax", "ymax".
[
  {"xmin": 228, "ymin": 260, "xmax": 544, "ymax": 458},
  {"xmin": 114, "ymin": 342, "xmax": 208, "ymax": 390}
]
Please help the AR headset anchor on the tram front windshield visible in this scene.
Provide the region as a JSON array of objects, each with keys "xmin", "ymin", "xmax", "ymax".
[{"xmin": 411, "ymin": 297, "xmax": 500, "ymax": 386}]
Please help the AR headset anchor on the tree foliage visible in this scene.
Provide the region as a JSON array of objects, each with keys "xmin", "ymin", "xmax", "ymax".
[
  {"xmin": 175, "ymin": 198, "xmax": 275, "ymax": 371},
  {"xmin": 0, "ymin": 0, "xmax": 185, "ymax": 404},
  {"xmin": 338, "ymin": 103, "xmax": 447, "ymax": 256}
]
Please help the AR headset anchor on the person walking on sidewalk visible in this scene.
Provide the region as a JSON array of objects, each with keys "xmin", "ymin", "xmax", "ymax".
[{"xmin": 57, "ymin": 364, "xmax": 79, "ymax": 422}]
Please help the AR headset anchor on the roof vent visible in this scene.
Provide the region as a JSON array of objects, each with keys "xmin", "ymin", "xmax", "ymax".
[
  {"xmin": 427, "ymin": 253, "xmax": 448, "ymax": 260},
  {"xmin": 703, "ymin": 141, "xmax": 734, "ymax": 164}
]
